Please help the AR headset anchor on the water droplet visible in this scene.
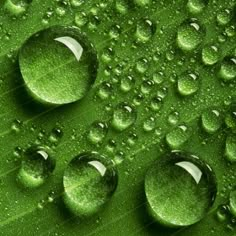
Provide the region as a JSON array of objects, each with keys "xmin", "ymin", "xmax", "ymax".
[
  {"xmin": 202, "ymin": 45, "xmax": 220, "ymax": 65},
  {"xmin": 115, "ymin": 0, "xmax": 129, "ymax": 14},
  {"xmin": 230, "ymin": 190, "xmax": 236, "ymax": 217},
  {"xmin": 19, "ymin": 26, "xmax": 98, "ymax": 105},
  {"xmin": 187, "ymin": 0, "xmax": 208, "ymax": 14},
  {"xmin": 216, "ymin": 205, "xmax": 228, "ymax": 222},
  {"xmin": 112, "ymin": 103, "xmax": 137, "ymax": 131},
  {"xmin": 150, "ymin": 96, "xmax": 163, "ymax": 111},
  {"xmin": 74, "ymin": 12, "xmax": 87, "ymax": 27},
  {"xmin": 225, "ymin": 103, "xmax": 236, "ymax": 129},
  {"xmin": 177, "ymin": 18, "xmax": 205, "ymax": 52},
  {"xmin": 217, "ymin": 9, "xmax": 232, "ymax": 26},
  {"xmin": 141, "ymin": 80, "xmax": 154, "ymax": 95},
  {"xmin": 178, "ymin": 72, "xmax": 199, "ymax": 96},
  {"xmin": 135, "ymin": 19, "xmax": 155, "ymax": 43},
  {"xmin": 225, "ymin": 134, "xmax": 236, "ymax": 162},
  {"xmin": 168, "ymin": 112, "xmax": 180, "ymax": 125},
  {"xmin": 120, "ymin": 76, "xmax": 135, "ymax": 92},
  {"xmin": 219, "ymin": 57, "xmax": 236, "ymax": 81},
  {"xmin": 145, "ymin": 151, "xmax": 217, "ymax": 227},
  {"xmin": 88, "ymin": 122, "xmax": 108, "ymax": 145},
  {"xmin": 134, "ymin": 0, "xmax": 151, "ymax": 7},
  {"xmin": 143, "ymin": 117, "xmax": 155, "ymax": 132},
  {"xmin": 201, "ymin": 109, "xmax": 222, "ymax": 134},
  {"xmin": 136, "ymin": 58, "xmax": 148, "ymax": 73},
  {"xmin": 166, "ymin": 125, "xmax": 190, "ymax": 149},
  {"xmin": 49, "ymin": 127, "xmax": 63, "ymax": 143},
  {"xmin": 4, "ymin": 0, "xmax": 32, "ymax": 16},
  {"xmin": 17, "ymin": 146, "xmax": 55, "ymax": 188},
  {"xmin": 97, "ymin": 82, "xmax": 112, "ymax": 100},
  {"xmin": 11, "ymin": 119, "xmax": 22, "ymax": 133},
  {"xmin": 70, "ymin": 0, "xmax": 83, "ymax": 7},
  {"xmin": 63, "ymin": 152, "xmax": 118, "ymax": 217}
]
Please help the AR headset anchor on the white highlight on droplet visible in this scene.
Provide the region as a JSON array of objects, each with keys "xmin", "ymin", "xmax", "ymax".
[
  {"xmin": 88, "ymin": 161, "xmax": 107, "ymax": 176},
  {"xmin": 54, "ymin": 36, "xmax": 83, "ymax": 61},
  {"xmin": 175, "ymin": 161, "xmax": 202, "ymax": 184}
]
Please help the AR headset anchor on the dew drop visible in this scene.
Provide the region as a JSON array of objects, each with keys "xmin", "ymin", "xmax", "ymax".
[
  {"xmin": 145, "ymin": 151, "xmax": 217, "ymax": 227},
  {"xmin": 143, "ymin": 117, "xmax": 155, "ymax": 132},
  {"xmin": 4, "ymin": 0, "xmax": 32, "ymax": 16},
  {"xmin": 187, "ymin": 0, "xmax": 208, "ymax": 14},
  {"xmin": 225, "ymin": 134, "xmax": 236, "ymax": 162},
  {"xmin": 217, "ymin": 9, "xmax": 232, "ymax": 26},
  {"xmin": 177, "ymin": 72, "xmax": 199, "ymax": 96},
  {"xmin": 229, "ymin": 190, "xmax": 236, "ymax": 217},
  {"xmin": 75, "ymin": 12, "xmax": 87, "ymax": 27},
  {"xmin": 202, "ymin": 45, "xmax": 220, "ymax": 65},
  {"xmin": 201, "ymin": 109, "xmax": 222, "ymax": 134},
  {"xmin": 63, "ymin": 152, "xmax": 118, "ymax": 217},
  {"xmin": 177, "ymin": 19, "xmax": 205, "ymax": 52},
  {"xmin": 166, "ymin": 125, "xmax": 190, "ymax": 149},
  {"xmin": 88, "ymin": 122, "xmax": 108, "ymax": 145},
  {"xmin": 134, "ymin": 0, "xmax": 151, "ymax": 7},
  {"xmin": 17, "ymin": 146, "xmax": 55, "ymax": 188},
  {"xmin": 219, "ymin": 57, "xmax": 236, "ymax": 81},
  {"xmin": 115, "ymin": 0, "xmax": 129, "ymax": 14},
  {"xmin": 112, "ymin": 103, "xmax": 137, "ymax": 131},
  {"xmin": 19, "ymin": 26, "xmax": 98, "ymax": 105},
  {"xmin": 135, "ymin": 19, "xmax": 155, "ymax": 43},
  {"xmin": 120, "ymin": 76, "xmax": 135, "ymax": 92}
]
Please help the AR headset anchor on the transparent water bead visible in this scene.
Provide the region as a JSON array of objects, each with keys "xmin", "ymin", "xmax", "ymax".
[
  {"xmin": 17, "ymin": 146, "xmax": 55, "ymax": 188},
  {"xmin": 145, "ymin": 151, "xmax": 217, "ymax": 228},
  {"xmin": 63, "ymin": 152, "xmax": 118, "ymax": 217},
  {"xmin": 19, "ymin": 26, "xmax": 98, "ymax": 105}
]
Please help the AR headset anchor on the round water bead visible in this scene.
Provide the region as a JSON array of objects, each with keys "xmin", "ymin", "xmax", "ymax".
[
  {"xmin": 225, "ymin": 134, "xmax": 236, "ymax": 162},
  {"xmin": 17, "ymin": 146, "xmax": 55, "ymax": 188},
  {"xmin": 177, "ymin": 72, "xmax": 199, "ymax": 96},
  {"xmin": 145, "ymin": 151, "xmax": 217, "ymax": 228},
  {"xmin": 219, "ymin": 57, "xmax": 236, "ymax": 81},
  {"xmin": 63, "ymin": 152, "xmax": 118, "ymax": 217},
  {"xmin": 202, "ymin": 45, "xmax": 220, "ymax": 65},
  {"xmin": 201, "ymin": 109, "xmax": 222, "ymax": 134},
  {"xmin": 229, "ymin": 189, "xmax": 236, "ymax": 217},
  {"xmin": 19, "ymin": 26, "xmax": 98, "ymax": 105},
  {"xmin": 177, "ymin": 18, "xmax": 205, "ymax": 52},
  {"xmin": 187, "ymin": 0, "xmax": 208, "ymax": 14},
  {"xmin": 4, "ymin": 0, "xmax": 32, "ymax": 16},
  {"xmin": 112, "ymin": 103, "xmax": 137, "ymax": 131}
]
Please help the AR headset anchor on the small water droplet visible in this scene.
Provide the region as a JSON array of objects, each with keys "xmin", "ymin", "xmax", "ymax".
[
  {"xmin": 225, "ymin": 134, "xmax": 236, "ymax": 162},
  {"xmin": 178, "ymin": 72, "xmax": 199, "ymax": 96},
  {"xmin": 187, "ymin": 0, "xmax": 208, "ymax": 14},
  {"xmin": 135, "ymin": 19, "xmax": 155, "ymax": 43},
  {"xmin": 202, "ymin": 45, "xmax": 220, "ymax": 65},
  {"xmin": 17, "ymin": 146, "xmax": 55, "ymax": 188},
  {"xmin": 4, "ymin": 0, "xmax": 32, "ymax": 16},
  {"xmin": 201, "ymin": 109, "xmax": 222, "ymax": 134},
  {"xmin": 166, "ymin": 125, "xmax": 190, "ymax": 149},
  {"xmin": 88, "ymin": 121, "xmax": 108, "ymax": 145},
  {"xmin": 112, "ymin": 103, "xmax": 137, "ymax": 131},
  {"xmin": 217, "ymin": 9, "xmax": 232, "ymax": 26},
  {"xmin": 219, "ymin": 57, "xmax": 236, "ymax": 81}
]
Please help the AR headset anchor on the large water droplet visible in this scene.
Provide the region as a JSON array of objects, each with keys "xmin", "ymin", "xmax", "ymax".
[
  {"xmin": 217, "ymin": 9, "xmax": 232, "ymax": 26},
  {"xmin": 112, "ymin": 103, "xmax": 137, "ymax": 131},
  {"xmin": 177, "ymin": 19, "xmax": 205, "ymax": 52},
  {"xmin": 63, "ymin": 152, "xmax": 118, "ymax": 217},
  {"xmin": 19, "ymin": 26, "xmax": 98, "ymax": 105},
  {"xmin": 17, "ymin": 146, "xmax": 55, "ymax": 188},
  {"xmin": 145, "ymin": 151, "xmax": 217, "ymax": 227}
]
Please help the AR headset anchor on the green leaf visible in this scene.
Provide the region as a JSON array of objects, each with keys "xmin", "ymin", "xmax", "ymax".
[{"xmin": 0, "ymin": 0, "xmax": 236, "ymax": 235}]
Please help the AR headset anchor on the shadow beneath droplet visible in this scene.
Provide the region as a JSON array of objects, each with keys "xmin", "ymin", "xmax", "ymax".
[{"xmin": 136, "ymin": 181, "xmax": 178, "ymax": 235}]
